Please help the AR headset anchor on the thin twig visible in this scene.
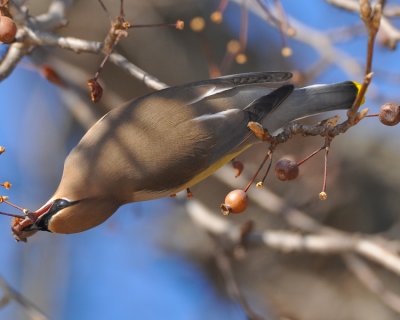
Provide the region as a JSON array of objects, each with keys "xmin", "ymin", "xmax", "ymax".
[
  {"xmin": 210, "ymin": 234, "xmax": 265, "ymax": 320},
  {"xmin": 108, "ymin": 53, "xmax": 167, "ymax": 90},
  {"xmin": 31, "ymin": 0, "xmax": 72, "ymax": 29},
  {"xmin": 212, "ymin": 166, "xmax": 400, "ymax": 277},
  {"xmin": 343, "ymin": 254, "xmax": 400, "ymax": 314},
  {"xmin": 231, "ymin": 0, "xmax": 364, "ymax": 80},
  {"xmin": 327, "ymin": 0, "xmax": 400, "ymax": 48},
  {"xmin": 348, "ymin": 0, "xmax": 382, "ymax": 119},
  {"xmin": 187, "ymin": 192, "xmax": 400, "ymax": 316},
  {"xmin": 0, "ymin": 276, "xmax": 48, "ymax": 320}
]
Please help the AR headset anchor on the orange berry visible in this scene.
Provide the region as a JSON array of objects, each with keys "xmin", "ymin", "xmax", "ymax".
[
  {"xmin": 275, "ymin": 159, "xmax": 299, "ymax": 181},
  {"xmin": 227, "ymin": 40, "xmax": 241, "ymax": 54},
  {"xmin": 281, "ymin": 46, "xmax": 293, "ymax": 57},
  {"xmin": 235, "ymin": 53, "xmax": 247, "ymax": 64},
  {"xmin": 221, "ymin": 189, "xmax": 248, "ymax": 215},
  {"xmin": 210, "ymin": 11, "xmax": 223, "ymax": 24},
  {"xmin": 175, "ymin": 20, "xmax": 184, "ymax": 30},
  {"xmin": 190, "ymin": 17, "xmax": 205, "ymax": 32},
  {"xmin": 0, "ymin": 16, "xmax": 16, "ymax": 43}
]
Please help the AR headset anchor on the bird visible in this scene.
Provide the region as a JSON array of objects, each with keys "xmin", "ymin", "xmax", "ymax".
[{"xmin": 11, "ymin": 71, "xmax": 360, "ymax": 241}]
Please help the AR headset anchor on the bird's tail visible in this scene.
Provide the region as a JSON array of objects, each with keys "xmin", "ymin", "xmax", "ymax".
[{"xmin": 262, "ymin": 81, "xmax": 361, "ymax": 132}]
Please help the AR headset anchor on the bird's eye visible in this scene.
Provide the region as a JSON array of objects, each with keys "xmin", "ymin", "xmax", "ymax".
[
  {"xmin": 51, "ymin": 198, "xmax": 75, "ymax": 212},
  {"xmin": 55, "ymin": 198, "xmax": 70, "ymax": 209}
]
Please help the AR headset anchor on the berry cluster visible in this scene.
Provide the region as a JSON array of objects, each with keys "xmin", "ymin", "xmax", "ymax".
[{"xmin": 220, "ymin": 102, "xmax": 400, "ymax": 215}]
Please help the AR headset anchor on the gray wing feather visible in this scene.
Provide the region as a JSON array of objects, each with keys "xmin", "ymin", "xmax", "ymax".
[
  {"xmin": 135, "ymin": 71, "xmax": 292, "ymax": 108},
  {"xmin": 244, "ymin": 84, "xmax": 294, "ymax": 120},
  {"xmin": 191, "ymin": 85, "xmax": 295, "ymax": 164}
]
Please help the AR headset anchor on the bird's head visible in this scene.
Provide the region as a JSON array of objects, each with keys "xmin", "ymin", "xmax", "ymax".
[{"xmin": 11, "ymin": 197, "xmax": 120, "ymax": 242}]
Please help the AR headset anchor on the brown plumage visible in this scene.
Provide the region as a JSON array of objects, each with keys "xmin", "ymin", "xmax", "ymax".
[{"xmin": 11, "ymin": 72, "xmax": 359, "ymax": 241}]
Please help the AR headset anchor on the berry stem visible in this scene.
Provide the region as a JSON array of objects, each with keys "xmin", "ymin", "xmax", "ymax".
[
  {"xmin": 120, "ymin": 0, "xmax": 125, "ymax": 17},
  {"xmin": 297, "ymin": 146, "xmax": 324, "ymax": 166},
  {"xmin": 0, "ymin": 211, "xmax": 25, "ymax": 219},
  {"xmin": 4, "ymin": 200, "xmax": 27, "ymax": 213},
  {"xmin": 321, "ymin": 145, "xmax": 330, "ymax": 196},
  {"xmin": 239, "ymin": 2, "xmax": 248, "ymax": 52},
  {"xmin": 274, "ymin": 0, "xmax": 292, "ymax": 57},
  {"xmin": 97, "ymin": 0, "xmax": 112, "ymax": 21},
  {"xmin": 217, "ymin": 0, "xmax": 229, "ymax": 14},
  {"xmin": 244, "ymin": 150, "xmax": 272, "ymax": 192},
  {"xmin": 129, "ymin": 22, "xmax": 180, "ymax": 29},
  {"xmin": 259, "ymin": 154, "xmax": 273, "ymax": 185}
]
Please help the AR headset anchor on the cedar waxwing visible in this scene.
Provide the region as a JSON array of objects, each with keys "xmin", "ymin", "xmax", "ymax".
[{"xmin": 12, "ymin": 71, "xmax": 360, "ymax": 241}]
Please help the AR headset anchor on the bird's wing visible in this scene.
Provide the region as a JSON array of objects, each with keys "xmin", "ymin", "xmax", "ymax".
[
  {"xmin": 135, "ymin": 71, "xmax": 293, "ymax": 107},
  {"xmin": 244, "ymin": 84, "xmax": 294, "ymax": 120},
  {"xmin": 191, "ymin": 71, "xmax": 292, "ymax": 87},
  {"xmin": 191, "ymin": 85, "xmax": 295, "ymax": 164},
  {"xmin": 69, "ymin": 81, "xmax": 295, "ymax": 200}
]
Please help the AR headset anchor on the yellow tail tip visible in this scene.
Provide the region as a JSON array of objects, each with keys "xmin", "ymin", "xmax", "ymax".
[{"xmin": 352, "ymin": 81, "xmax": 366, "ymax": 105}]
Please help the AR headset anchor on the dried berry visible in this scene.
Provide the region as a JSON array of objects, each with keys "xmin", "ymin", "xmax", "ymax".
[
  {"xmin": 379, "ymin": 103, "xmax": 400, "ymax": 126},
  {"xmin": 11, "ymin": 216, "xmax": 23, "ymax": 228},
  {"xmin": 235, "ymin": 53, "xmax": 247, "ymax": 64},
  {"xmin": 0, "ymin": 15, "xmax": 16, "ymax": 43},
  {"xmin": 190, "ymin": 17, "xmax": 205, "ymax": 32},
  {"xmin": 87, "ymin": 78, "xmax": 103, "ymax": 103},
  {"xmin": 232, "ymin": 160, "xmax": 244, "ymax": 178},
  {"xmin": 1, "ymin": 181, "xmax": 11, "ymax": 189},
  {"xmin": 175, "ymin": 20, "xmax": 184, "ymax": 30},
  {"xmin": 41, "ymin": 65, "xmax": 65, "ymax": 87},
  {"xmin": 227, "ymin": 40, "xmax": 241, "ymax": 54},
  {"xmin": 221, "ymin": 189, "xmax": 248, "ymax": 215},
  {"xmin": 275, "ymin": 159, "xmax": 299, "ymax": 181},
  {"xmin": 319, "ymin": 191, "xmax": 328, "ymax": 201},
  {"xmin": 281, "ymin": 46, "xmax": 293, "ymax": 57}
]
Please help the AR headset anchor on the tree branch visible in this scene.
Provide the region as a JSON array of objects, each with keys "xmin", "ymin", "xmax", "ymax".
[
  {"xmin": 0, "ymin": 276, "xmax": 48, "ymax": 320},
  {"xmin": 211, "ymin": 166, "xmax": 400, "ymax": 277}
]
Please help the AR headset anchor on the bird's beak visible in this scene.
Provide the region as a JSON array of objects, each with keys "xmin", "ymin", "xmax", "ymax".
[
  {"xmin": 11, "ymin": 201, "xmax": 54, "ymax": 242},
  {"xmin": 11, "ymin": 199, "xmax": 82, "ymax": 242}
]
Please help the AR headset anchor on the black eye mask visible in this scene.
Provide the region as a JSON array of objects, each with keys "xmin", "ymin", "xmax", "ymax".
[{"xmin": 23, "ymin": 198, "xmax": 80, "ymax": 232}]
